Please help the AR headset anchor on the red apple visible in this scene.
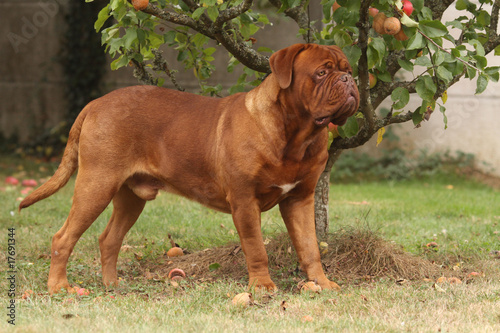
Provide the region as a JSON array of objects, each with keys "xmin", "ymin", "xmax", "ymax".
[
  {"xmin": 369, "ymin": 73, "xmax": 377, "ymax": 89},
  {"xmin": 332, "ymin": 1, "xmax": 341, "ymax": 13},
  {"xmin": 368, "ymin": 7, "xmax": 379, "ymax": 18},
  {"xmin": 76, "ymin": 288, "xmax": 90, "ymax": 296},
  {"xmin": 20, "ymin": 187, "xmax": 33, "ymax": 195},
  {"xmin": 5, "ymin": 176, "xmax": 19, "ymax": 185},
  {"xmin": 21, "ymin": 179, "xmax": 38, "ymax": 187},
  {"xmin": 402, "ymin": 0, "xmax": 414, "ymax": 16}
]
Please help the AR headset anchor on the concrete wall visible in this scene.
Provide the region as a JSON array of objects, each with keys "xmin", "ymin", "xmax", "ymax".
[{"xmin": 0, "ymin": 0, "xmax": 313, "ymax": 143}]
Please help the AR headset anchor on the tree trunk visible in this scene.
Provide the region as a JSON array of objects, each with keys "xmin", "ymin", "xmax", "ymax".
[{"xmin": 314, "ymin": 148, "xmax": 343, "ymax": 240}]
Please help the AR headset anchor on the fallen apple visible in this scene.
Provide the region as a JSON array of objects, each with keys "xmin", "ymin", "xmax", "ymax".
[
  {"xmin": 301, "ymin": 315, "xmax": 314, "ymax": 322},
  {"xmin": 167, "ymin": 246, "xmax": 184, "ymax": 257},
  {"xmin": 436, "ymin": 276, "xmax": 447, "ymax": 284},
  {"xmin": 76, "ymin": 288, "xmax": 90, "ymax": 296},
  {"xmin": 168, "ymin": 268, "xmax": 186, "ymax": 279},
  {"xmin": 21, "ymin": 187, "xmax": 33, "ymax": 195},
  {"xmin": 22, "ymin": 179, "xmax": 38, "ymax": 187},
  {"xmin": 467, "ymin": 272, "xmax": 481, "ymax": 278},
  {"xmin": 447, "ymin": 277, "xmax": 462, "ymax": 284},
  {"xmin": 232, "ymin": 292, "xmax": 253, "ymax": 307},
  {"xmin": 5, "ymin": 176, "xmax": 19, "ymax": 185}
]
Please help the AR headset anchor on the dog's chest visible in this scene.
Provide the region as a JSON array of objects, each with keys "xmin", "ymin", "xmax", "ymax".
[{"xmin": 254, "ymin": 159, "xmax": 319, "ymax": 211}]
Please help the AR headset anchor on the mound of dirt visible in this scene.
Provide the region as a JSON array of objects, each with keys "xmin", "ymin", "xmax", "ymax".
[{"xmin": 139, "ymin": 228, "xmax": 445, "ymax": 288}]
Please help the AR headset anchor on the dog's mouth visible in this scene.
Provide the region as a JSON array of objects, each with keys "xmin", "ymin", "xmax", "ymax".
[
  {"xmin": 314, "ymin": 116, "xmax": 331, "ymax": 126},
  {"xmin": 314, "ymin": 94, "xmax": 359, "ymax": 127}
]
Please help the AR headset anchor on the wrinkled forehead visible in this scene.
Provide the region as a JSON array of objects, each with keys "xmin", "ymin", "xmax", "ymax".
[{"xmin": 295, "ymin": 45, "xmax": 352, "ymax": 72}]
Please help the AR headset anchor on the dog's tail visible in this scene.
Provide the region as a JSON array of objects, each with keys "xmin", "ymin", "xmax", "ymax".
[{"xmin": 19, "ymin": 107, "xmax": 89, "ymax": 211}]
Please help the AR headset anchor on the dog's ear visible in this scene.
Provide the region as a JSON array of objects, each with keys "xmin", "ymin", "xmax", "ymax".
[{"xmin": 269, "ymin": 44, "xmax": 307, "ymax": 89}]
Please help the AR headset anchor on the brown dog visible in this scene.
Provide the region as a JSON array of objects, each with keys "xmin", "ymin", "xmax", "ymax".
[{"xmin": 20, "ymin": 43, "xmax": 359, "ymax": 294}]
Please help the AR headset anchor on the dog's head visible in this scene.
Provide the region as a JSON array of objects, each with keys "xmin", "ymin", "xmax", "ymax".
[{"xmin": 269, "ymin": 44, "xmax": 360, "ymax": 127}]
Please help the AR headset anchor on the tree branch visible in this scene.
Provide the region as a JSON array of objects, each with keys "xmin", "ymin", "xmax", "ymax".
[
  {"xmin": 426, "ymin": 0, "xmax": 456, "ymax": 20},
  {"xmin": 354, "ymin": 0, "xmax": 376, "ymax": 133},
  {"xmin": 151, "ymin": 49, "xmax": 184, "ymax": 91},
  {"xmin": 268, "ymin": 0, "xmax": 311, "ymax": 42},
  {"xmin": 485, "ymin": 0, "xmax": 500, "ymax": 52},
  {"xmin": 214, "ymin": 0, "xmax": 253, "ymax": 28},
  {"xmin": 142, "ymin": 3, "xmax": 202, "ymax": 33},
  {"xmin": 141, "ymin": 1, "xmax": 271, "ymax": 73}
]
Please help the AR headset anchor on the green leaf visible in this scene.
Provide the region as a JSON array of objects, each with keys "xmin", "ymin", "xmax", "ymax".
[
  {"xmin": 342, "ymin": 45, "xmax": 362, "ymax": 70},
  {"xmin": 446, "ymin": 20, "xmax": 464, "ymax": 30},
  {"xmin": 209, "ymin": 263, "xmax": 221, "ymax": 271},
  {"xmin": 485, "ymin": 66, "xmax": 500, "ymax": 82},
  {"xmin": 192, "ymin": 7, "xmax": 206, "ymax": 20},
  {"xmin": 110, "ymin": 54, "xmax": 130, "ymax": 70},
  {"xmin": 401, "ymin": 13, "xmax": 419, "ymax": 28},
  {"xmin": 416, "ymin": 76, "xmax": 437, "ymax": 101},
  {"xmin": 436, "ymin": 66, "xmax": 453, "ymax": 84},
  {"xmin": 469, "ymin": 39, "xmax": 485, "ymax": 56},
  {"xmin": 333, "ymin": 31, "xmax": 353, "ymax": 49},
  {"xmin": 495, "ymin": 45, "xmax": 500, "ymax": 56},
  {"xmin": 477, "ymin": 10, "xmax": 491, "ymax": 27},
  {"xmin": 433, "ymin": 51, "xmax": 446, "ymax": 66},
  {"xmin": 439, "ymin": 104, "xmax": 448, "ymax": 129},
  {"xmin": 419, "ymin": 21, "xmax": 448, "ymax": 38},
  {"xmin": 412, "ymin": 107, "xmax": 424, "ymax": 125},
  {"xmin": 475, "ymin": 74, "xmax": 488, "ymax": 94},
  {"xmin": 473, "ymin": 55, "xmax": 487, "ymax": 70},
  {"xmin": 367, "ymin": 37, "xmax": 386, "ymax": 67},
  {"xmin": 406, "ymin": 32, "xmax": 425, "ymax": 50},
  {"xmin": 123, "ymin": 28, "xmax": 138, "ymax": 49},
  {"xmin": 398, "ymin": 58, "xmax": 414, "ymax": 72},
  {"xmin": 339, "ymin": 116, "xmax": 359, "ymax": 138},
  {"xmin": 377, "ymin": 71, "xmax": 392, "ymax": 83},
  {"xmin": 95, "ymin": 4, "xmax": 110, "ymax": 32},
  {"xmin": 456, "ymin": 0, "xmax": 472, "ymax": 10},
  {"xmin": 466, "ymin": 65, "xmax": 477, "ymax": 79},
  {"xmin": 164, "ymin": 30, "xmax": 176, "ymax": 44},
  {"xmin": 391, "ymin": 87, "xmax": 410, "ymax": 110},
  {"xmin": 414, "ymin": 56, "xmax": 432, "ymax": 67},
  {"xmin": 206, "ymin": 6, "xmax": 219, "ymax": 22}
]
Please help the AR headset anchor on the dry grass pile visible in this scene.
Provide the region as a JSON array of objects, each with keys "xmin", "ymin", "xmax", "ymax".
[
  {"xmin": 140, "ymin": 227, "xmax": 447, "ymax": 287},
  {"xmin": 322, "ymin": 227, "xmax": 442, "ymax": 281}
]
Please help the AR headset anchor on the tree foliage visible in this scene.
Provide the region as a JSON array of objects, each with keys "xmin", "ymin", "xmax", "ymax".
[{"xmin": 90, "ymin": 0, "xmax": 500, "ymax": 143}]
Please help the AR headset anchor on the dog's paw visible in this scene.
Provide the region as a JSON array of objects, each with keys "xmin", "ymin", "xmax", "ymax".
[
  {"xmin": 248, "ymin": 276, "xmax": 278, "ymax": 292},
  {"xmin": 48, "ymin": 282, "xmax": 72, "ymax": 295},
  {"xmin": 316, "ymin": 278, "xmax": 341, "ymax": 291}
]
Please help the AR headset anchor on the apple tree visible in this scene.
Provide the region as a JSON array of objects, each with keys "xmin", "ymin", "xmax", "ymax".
[{"xmin": 88, "ymin": 0, "xmax": 500, "ymax": 237}]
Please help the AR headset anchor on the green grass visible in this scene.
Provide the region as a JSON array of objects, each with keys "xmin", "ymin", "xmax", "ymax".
[{"xmin": 1, "ymin": 157, "xmax": 500, "ymax": 332}]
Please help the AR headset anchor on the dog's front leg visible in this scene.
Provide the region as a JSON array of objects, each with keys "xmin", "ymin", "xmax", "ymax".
[
  {"xmin": 279, "ymin": 195, "xmax": 341, "ymax": 291},
  {"xmin": 231, "ymin": 200, "xmax": 277, "ymax": 291}
]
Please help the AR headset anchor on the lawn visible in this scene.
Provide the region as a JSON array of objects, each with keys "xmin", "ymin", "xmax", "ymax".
[{"xmin": 1, "ymin": 157, "xmax": 499, "ymax": 332}]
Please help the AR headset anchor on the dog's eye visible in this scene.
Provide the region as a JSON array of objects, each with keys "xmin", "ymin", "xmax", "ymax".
[{"xmin": 317, "ymin": 70, "xmax": 326, "ymax": 77}]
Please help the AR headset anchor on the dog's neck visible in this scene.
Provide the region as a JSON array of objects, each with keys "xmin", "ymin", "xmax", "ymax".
[{"xmin": 245, "ymin": 74, "xmax": 326, "ymax": 162}]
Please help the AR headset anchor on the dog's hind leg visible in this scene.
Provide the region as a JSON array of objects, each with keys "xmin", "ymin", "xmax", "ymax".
[
  {"xmin": 98, "ymin": 185, "xmax": 146, "ymax": 287},
  {"xmin": 47, "ymin": 172, "xmax": 118, "ymax": 295}
]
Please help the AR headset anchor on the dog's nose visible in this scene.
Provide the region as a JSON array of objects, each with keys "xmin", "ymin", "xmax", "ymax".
[{"xmin": 340, "ymin": 74, "xmax": 349, "ymax": 82}]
